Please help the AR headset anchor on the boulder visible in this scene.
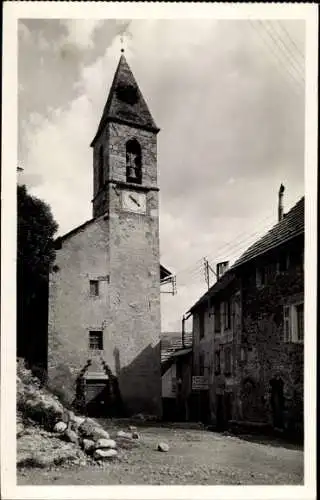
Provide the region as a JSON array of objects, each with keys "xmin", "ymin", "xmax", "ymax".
[
  {"xmin": 82, "ymin": 438, "xmax": 95, "ymax": 454},
  {"xmin": 95, "ymin": 438, "xmax": 116, "ymax": 450},
  {"xmin": 78, "ymin": 418, "xmax": 110, "ymax": 441},
  {"xmin": 128, "ymin": 425, "xmax": 137, "ymax": 433},
  {"xmin": 157, "ymin": 442, "xmax": 169, "ymax": 452},
  {"xmin": 93, "ymin": 448, "xmax": 117, "ymax": 460},
  {"xmin": 62, "ymin": 428, "xmax": 79, "ymax": 445},
  {"xmin": 69, "ymin": 413, "xmax": 85, "ymax": 431},
  {"xmin": 117, "ymin": 430, "xmax": 132, "ymax": 439},
  {"xmin": 53, "ymin": 421, "xmax": 68, "ymax": 433}
]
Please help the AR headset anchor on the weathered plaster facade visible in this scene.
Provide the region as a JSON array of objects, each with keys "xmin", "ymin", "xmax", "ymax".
[{"xmin": 47, "ymin": 55, "xmax": 162, "ymax": 416}]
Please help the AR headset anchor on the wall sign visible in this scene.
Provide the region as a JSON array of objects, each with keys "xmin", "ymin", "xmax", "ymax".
[{"xmin": 192, "ymin": 376, "xmax": 209, "ymax": 391}]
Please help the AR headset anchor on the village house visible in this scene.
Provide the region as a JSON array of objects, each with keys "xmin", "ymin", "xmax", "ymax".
[
  {"xmin": 22, "ymin": 53, "xmax": 175, "ymax": 418},
  {"xmin": 160, "ymin": 332, "xmax": 193, "ymax": 421},
  {"xmin": 188, "ymin": 188, "xmax": 304, "ymax": 437}
]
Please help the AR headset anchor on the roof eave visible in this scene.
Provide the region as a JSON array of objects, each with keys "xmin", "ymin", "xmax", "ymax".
[
  {"xmin": 90, "ymin": 117, "xmax": 160, "ymax": 147},
  {"xmin": 231, "ymin": 230, "xmax": 304, "ymax": 270}
]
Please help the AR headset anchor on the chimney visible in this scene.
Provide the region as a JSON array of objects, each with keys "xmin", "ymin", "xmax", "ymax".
[
  {"xmin": 216, "ymin": 261, "xmax": 229, "ymax": 280},
  {"xmin": 278, "ymin": 184, "xmax": 285, "ymax": 221}
]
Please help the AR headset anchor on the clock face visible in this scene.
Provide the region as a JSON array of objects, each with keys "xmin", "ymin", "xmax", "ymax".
[{"xmin": 122, "ymin": 190, "xmax": 146, "ymax": 214}]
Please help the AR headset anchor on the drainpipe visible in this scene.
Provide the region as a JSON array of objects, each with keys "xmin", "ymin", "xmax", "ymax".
[
  {"xmin": 182, "ymin": 311, "xmax": 192, "ymax": 348},
  {"xmin": 278, "ymin": 184, "xmax": 285, "ymax": 222}
]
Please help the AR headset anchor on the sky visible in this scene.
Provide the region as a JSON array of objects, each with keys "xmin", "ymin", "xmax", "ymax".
[{"xmin": 18, "ymin": 18, "xmax": 305, "ymax": 332}]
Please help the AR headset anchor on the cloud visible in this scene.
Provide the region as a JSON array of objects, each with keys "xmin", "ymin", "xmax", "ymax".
[{"xmin": 18, "ymin": 19, "xmax": 305, "ymax": 331}]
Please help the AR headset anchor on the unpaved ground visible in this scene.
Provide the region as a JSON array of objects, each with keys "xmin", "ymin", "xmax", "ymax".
[{"xmin": 18, "ymin": 423, "xmax": 303, "ymax": 485}]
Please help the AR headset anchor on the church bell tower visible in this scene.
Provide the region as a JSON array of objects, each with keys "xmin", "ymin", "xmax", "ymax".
[{"xmin": 90, "ymin": 54, "xmax": 162, "ymax": 416}]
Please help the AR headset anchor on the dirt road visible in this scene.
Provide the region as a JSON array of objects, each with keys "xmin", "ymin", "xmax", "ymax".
[{"xmin": 18, "ymin": 424, "xmax": 303, "ymax": 485}]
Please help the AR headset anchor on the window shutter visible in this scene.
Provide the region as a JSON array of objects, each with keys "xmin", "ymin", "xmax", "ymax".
[{"xmin": 283, "ymin": 306, "xmax": 290, "ymax": 342}]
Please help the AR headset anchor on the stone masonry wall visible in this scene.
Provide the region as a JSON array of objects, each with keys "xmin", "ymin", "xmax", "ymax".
[
  {"xmin": 106, "ymin": 121, "xmax": 161, "ymax": 417},
  {"xmin": 238, "ymin": 246, "xmax": 304, "ymax": 432},
  {"xmin": 49, "ymin": 119, "xmax": 162, "ymax": 417}
]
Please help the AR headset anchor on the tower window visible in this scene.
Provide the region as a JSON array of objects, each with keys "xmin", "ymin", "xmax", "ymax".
[
  {"xmin": 89, "ymin": 280, "xmax": 99, "ymax": 297},
  {"xmin": 98, "ymin": 146, "xmax": 104, "ymax": 188},
  {"xmin": 89, "ymin": 331, "xmax": 103, "ymax": 350},
  {"xmin": 126, "ymin": 139, "xmax": 142, "ymax": 184}
]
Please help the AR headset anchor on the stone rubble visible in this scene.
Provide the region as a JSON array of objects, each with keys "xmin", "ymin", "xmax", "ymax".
[{"xmin": 17, "ymin": 360, "xmax": 163, "ymax": 471}]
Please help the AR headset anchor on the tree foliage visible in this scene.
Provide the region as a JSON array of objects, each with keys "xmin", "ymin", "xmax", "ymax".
[
  {"xmin": 17, "ymin": 184, "xmax": 58, "ymax": 362},
  {"xmin": 18, "ymin": 184, "xmax": 58, "ymax": 296}
]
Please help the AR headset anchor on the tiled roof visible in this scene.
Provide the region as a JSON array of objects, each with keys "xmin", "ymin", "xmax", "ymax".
[
  {"xmin": 188, "ymin": 195, "xmax": 304, "ymax": 314},
  {"xmin": 232, "ymin": 196, "xmax": 304, "ymax": 268},
  {"xmin": 91, "ymin": 55, "xmax": 159, "ymax": 146},
  {"xmin": 160, "ymin": 332, "xmax": 193, "ymax": 363}
]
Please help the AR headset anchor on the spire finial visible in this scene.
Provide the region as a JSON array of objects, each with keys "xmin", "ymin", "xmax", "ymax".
[{"xmin": 120, "ymin": 34, "xmax": 125, "ymax": 54}]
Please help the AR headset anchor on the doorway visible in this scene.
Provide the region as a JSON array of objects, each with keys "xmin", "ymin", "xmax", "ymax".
[
  {"xmin": 84, "ymin": 379, "xmax": 110, "ymax": 417},
  {"xmin": 270, "ymin": 378, "xmax": 284, "ymax": 429}
]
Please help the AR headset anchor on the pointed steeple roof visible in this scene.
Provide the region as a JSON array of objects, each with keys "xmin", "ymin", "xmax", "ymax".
[{"xmin": 91, "ymin": 55, "xmax": 159, "ymax": 146}]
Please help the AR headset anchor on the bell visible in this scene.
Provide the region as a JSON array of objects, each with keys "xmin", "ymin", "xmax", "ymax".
[{"xmin": 128, "ymin": 165, "xmax": 137, "ymax": 178}]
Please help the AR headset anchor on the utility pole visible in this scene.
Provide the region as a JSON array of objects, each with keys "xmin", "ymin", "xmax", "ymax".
[
  {"xmin": 203, "ymin": 257, "xmax": 217, "ymax": 290},
  {"xmin": 203, "ymin": 257, "xmax": 210, "ymax": 290}
]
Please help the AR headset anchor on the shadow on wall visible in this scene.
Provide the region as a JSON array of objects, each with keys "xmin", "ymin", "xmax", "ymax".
[
  {"xmin": 47, "ymin": 342, "xmax": 162, "ymax": 418},
  {"xmin": 113, "ymin": 347, "xmax": 121, "ymax": 377},
  {"xmin": 116, "ymin": 341, "xmax": 162, "ymax": 417}
]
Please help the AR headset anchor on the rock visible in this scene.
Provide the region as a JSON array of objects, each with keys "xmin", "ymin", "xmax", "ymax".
[
  {"xmin": 128, "ymin": 425, "xmax": 137, "ymax": 432},
  {"xmin": 78, "ymin": 418, "xmax": 110, "ymax": 441},
  {"xmin": 93, "ymin": 448, "xmax": 117, "ymax": 460},
  {"xmin": 117, "ymin": 430, "xmax": 132, "ymax": 439},
  {"xmin": 53, "ymin": 421, "xmax": 68, "ymax": 433},
  {"xmin": 132, "ymin": 432, "xmax": 140, "ymax": 440},
  {"xmin": 157, "ymin": 442, "xmax": 169, "ymax": 452},
  {"xmin": 95, "ymin": 438, "xmax": 116, "ymax": 449},
  {"xmin": 82, "ymin": 438, "xmax": 95, "ymax": 454},
  {"xmin": 17, "ymin": 423, "xmax": 25, "ymax": 438},
  {"xmin": 69, "ymin": 414, "xmax": 85, "ymax": 431},
  {"xmin": 62, "ymin": 428, "xmax": 79, "ymax": 444}
]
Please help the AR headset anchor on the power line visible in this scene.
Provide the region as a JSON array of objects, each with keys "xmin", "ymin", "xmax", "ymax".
[
  {"xmin": 171, "ymin": 211, "xmax": 276, "ymax": 290},
  {"xmin": 262, "ymin": 20, "xmax": 305, "ymax": 83},
  {"xmin": 276, "ymin": 20, "xmax": 305, "ymax": 61},
  {"xmin": 172, "ymin": 211, "xmax": 275, "ymax": 280},
  {"xmin": 248, "ymin": 20, "xmax": 304, "ymax": 95},
  {"xmin": 204, "ymin": 211, "xmax": 275, "ymax": 265}
]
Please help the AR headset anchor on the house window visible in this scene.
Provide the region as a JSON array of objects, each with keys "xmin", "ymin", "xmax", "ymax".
[
  {"xmin": 223, "ymin": 300, "xmax": 232, "ymax": 330},
  {"xmin": 224, "ymin": 347, "xmax": 232, "ymax": 375},
  {"xmin": 256, "ymin": 266, "xmax": 266, "ymax": 288},
  {"xmin": 214, "ymin": 350, "xmax": 221, "ymax": 375},
  {"xmin": 214, "ymin": 304, "xmax": 221, "ymax": 333},
  {"xmin": 296, "ymin": 303, "xmax": 304, "ymax": 342},
  {"xmin": 89, "ymin": 331, "xmax": 103, "ymax": 350},
  {"xmin": 199, "ymin": 310, "xmax": 205, "ymax": 339},
  {"xmin": 90, "ymin": 280, "xmax": 99, "ymax": 297},
  {"xmin": 278, "ymin": 252, "xmax": 289, "ymax": 273},
  {"xmin": 282, "ymin": 303, "xmax": 304, "ymax": 343}
]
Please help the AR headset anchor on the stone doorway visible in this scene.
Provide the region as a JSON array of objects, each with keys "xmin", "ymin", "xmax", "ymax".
[{"xmin": 84, "ymin": 378, "xmax": 110, "ymax": 417}]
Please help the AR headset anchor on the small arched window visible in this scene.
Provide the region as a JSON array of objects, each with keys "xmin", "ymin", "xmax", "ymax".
[
  {"xmin": 126, "ymin": 139, "xmax": 142, "ymax": 184},
  {"xmin": 98, "ymin": 146, "xmax": 104, "ymax": 189}
]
